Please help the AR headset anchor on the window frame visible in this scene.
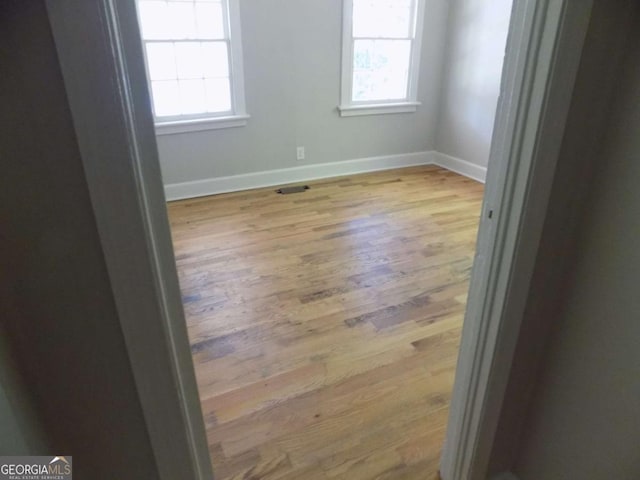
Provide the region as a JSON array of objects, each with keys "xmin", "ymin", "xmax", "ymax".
[
  {"xmin": 339, "ymin": 0, "xmax": 426, "ymax": 117},
  {"xmin": 136, "ymin": 0, "xmax": 249, "ymax": 135}
]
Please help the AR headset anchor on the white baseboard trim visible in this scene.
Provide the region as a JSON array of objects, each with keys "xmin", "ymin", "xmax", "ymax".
[
  {"xmin": 431, "ymin": 151, "xmax": 488, "ymax": 184},
  {"xmin": 164, "ymin": 150, "xmax": 486, "ymax": 201},
  {"xmin": 164, "ymin": 151, "xmax": 432, "ymax": 201}
]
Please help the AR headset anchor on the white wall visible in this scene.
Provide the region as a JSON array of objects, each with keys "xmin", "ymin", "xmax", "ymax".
[
  {"xmin": 157, "ymin": 0, "xmax": 450, "ymax": 185},
  {"xmin": 435, "ymin": 0, "xmax": 512, "ymax": 167},
  {"xmin": 513, "ymin": 8, "xmax": 640, "ymax": 478}
]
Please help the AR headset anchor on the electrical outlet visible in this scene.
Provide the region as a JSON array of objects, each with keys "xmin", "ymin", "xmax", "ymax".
[{"xmin": 296, "ymin": 146, "xmax": 305, "ymax": 161}]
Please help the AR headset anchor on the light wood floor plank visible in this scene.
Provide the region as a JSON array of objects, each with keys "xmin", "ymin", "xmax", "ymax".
[{"xmin": 167, "ymin": 166, "xmax": 483, "ymax": 480}]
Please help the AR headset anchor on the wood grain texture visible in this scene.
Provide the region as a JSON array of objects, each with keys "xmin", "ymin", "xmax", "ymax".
[{"xmin": 167, "ymin": 166, "xmax": 483, "ymax": 480}]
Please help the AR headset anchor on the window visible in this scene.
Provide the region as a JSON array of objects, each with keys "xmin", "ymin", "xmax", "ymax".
[
  {"xmin": 136, "ymin": 0, "xmax": 248, "ymax": 134},
  {"xmin": 339, "ymin": 0, "xmax": 425, "ymax": 116}
]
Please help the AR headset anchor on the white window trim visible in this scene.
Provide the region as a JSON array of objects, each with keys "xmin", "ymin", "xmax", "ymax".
[
  {"xmin": 155, "ymin": 114, "xmax": 250, "ymax": 135},
  {"xmin": 339, "ymin": 0, "xmax": 426, "ymax": 117},
  {"xmin": 137, "ymin": 0, "xmax": 249, "ymax": 135}
]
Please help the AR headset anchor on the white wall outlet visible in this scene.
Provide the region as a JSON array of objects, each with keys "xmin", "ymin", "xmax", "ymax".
[{"xmin": 296, "ymin": 146, "xmax": 305, "ymax": 161}]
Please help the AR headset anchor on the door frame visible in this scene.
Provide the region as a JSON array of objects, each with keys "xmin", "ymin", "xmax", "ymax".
[
  {"xmin": 44, "ymin": 0, "xmax": 594, "ymax": 479},
  {"xmin": 440, "ymin": 0, "xmax": 594, "ymax": 479},
  {"xmin": 46, "ymin": 1, "xmax": 214, "ymax": 479}
]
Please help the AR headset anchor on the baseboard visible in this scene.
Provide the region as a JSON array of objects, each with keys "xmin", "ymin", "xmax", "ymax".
[
  {"xmin": 431, "ymin": 151, "xmax": 487, "ymax": 184},
  {"xmin": 164, "ymin": 150, "xmax": 486, "ymax": 201},
  {"xmin": 164, "ymin": 151, "xmax": 432, "ymax": 201}
]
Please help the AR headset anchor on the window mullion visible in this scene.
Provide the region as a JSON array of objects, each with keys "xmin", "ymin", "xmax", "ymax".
[
  {"xmin": 220, "ymin": 0, "xmax": 231, "ymax": 40},
  {"xmin": 408, "ymin": 0, "xmax": 418, "ymax": 38},
  {"xmin": 221, "ymin": 0, "xmax": 236, "ymax": 113},
  {"xmin": 349, "ymin": 36, "xmax": 356, "ymax": 101},
  {"xmin": 223, "ymin": 38, "xmax": 235, "ymax": 113}
]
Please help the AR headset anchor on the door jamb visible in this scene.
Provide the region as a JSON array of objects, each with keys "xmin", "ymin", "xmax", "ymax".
[
  {"xmin": 440, "ymin": 0, "xmax": 594, "ymax": 478},
  {"xmin": 46, "ymin": 1, "xmax": 214, "ymax": 479}
]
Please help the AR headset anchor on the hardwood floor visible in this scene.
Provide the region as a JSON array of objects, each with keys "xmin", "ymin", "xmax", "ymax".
[{"xmin": 167, "ymin": 166, "xmax": 483, "ymax": 480}]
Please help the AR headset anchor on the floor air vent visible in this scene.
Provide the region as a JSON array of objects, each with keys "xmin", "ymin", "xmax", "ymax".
[{"xmin": 276, "ymin": 185, "xmax": 309, "ymax": 194}]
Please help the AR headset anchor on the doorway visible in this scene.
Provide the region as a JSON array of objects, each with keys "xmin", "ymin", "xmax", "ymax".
[
  {"xmin": 155, "ymin": 0, "xmax": 511, "ymax": 476},
  {"xmin": 45, "ymin": 0, "xmax": 592, "ymax": 478}
]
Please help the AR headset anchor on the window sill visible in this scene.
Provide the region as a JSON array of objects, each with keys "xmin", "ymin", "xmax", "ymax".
[
  {"xmin": 338, "ymin": 102, "xmax": 421, "ymax": 117},
  {"xmin": 154, "ymin": 114, "xmax": 250, "ymax": 135}
]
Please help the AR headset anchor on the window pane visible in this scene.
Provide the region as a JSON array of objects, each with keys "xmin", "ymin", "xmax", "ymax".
[
  {"xmin": 138, "ymin": 1, "xmax": 172, "ymax": 40},
  {"xmin": 205, "ymin": 78, "xmax": 232, "ymax": 112},
  {"xmin": 168, "ymin": 2, "xmax": 197, "ymax": 39},
  {"xmin": 139, "ymin": 1, "xmax": 223, "ymax": 40},
  {"xmin": 179, "ymin": 79, "xmax": 208, "ymax": 114},
  {"xmin": 352, "ymin": 39, "xmax": 411, "ymax": 101},
  {"xmin": 175, "ymin": 42, "xmax": 204, "ymax": 79},
  {"xmin": 195, "ymin": 2, "xmax": 225, "ymax": 39},
  {"xmin": 353, "ymin": 0, "xmax": 413, "ymax": 38},
  {"xmin": 140, "ymin": 0, "xmax": 240, "ymax": 119},
  {"xmin": 151, "ymin": 80, "xmax": 181, "ymax": 116},
  {"xmin": 201, "ymin": 42, "xmax": 229, "ymax": 77},
  {"xmin": 145, "ymin": 43, "xmax": 177, "ymax": 80}
]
